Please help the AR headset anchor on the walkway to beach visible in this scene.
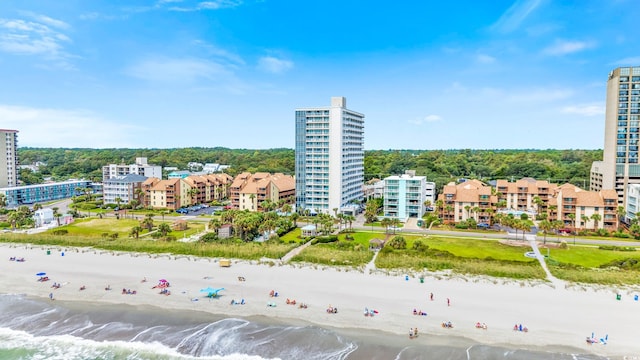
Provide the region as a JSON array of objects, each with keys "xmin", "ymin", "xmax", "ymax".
[
  {"xmin": 280, "ymin": 240, "xmax": 313, "ymax": 263},
  {"xmin": 525, "ymin": 234, "xmax": 563, "ymax": 288}
]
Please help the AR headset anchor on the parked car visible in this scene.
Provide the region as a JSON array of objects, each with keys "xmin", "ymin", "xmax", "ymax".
[{"xmin": 477, "ymin": 223, "xmax": 490, "ymax": 229}]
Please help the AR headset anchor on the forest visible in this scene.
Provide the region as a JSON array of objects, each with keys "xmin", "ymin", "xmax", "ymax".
[{"xmin": 17, "ymin": 148, "xmax": 602, "ymax": 190}]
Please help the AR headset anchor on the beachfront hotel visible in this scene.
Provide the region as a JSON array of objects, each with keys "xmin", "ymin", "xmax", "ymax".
[
  {"xmin": 0, "ymin": 129, "xmax": 19, "ymax": 188},
  {"xmin": 590, "ymin": 66, "xmax": 640, "ymax": 206},
  {"xmin": 295, "ymin": 97, "xmax": 364, "ymax": 215}
]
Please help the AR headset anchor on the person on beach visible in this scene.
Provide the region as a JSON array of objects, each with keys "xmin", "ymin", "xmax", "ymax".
[
  {"xmin": 49, "ymin": 292, "xmax": 53, "ymax": 300},
  {"xmin": 447, "ymin": 298, "xmax": 450, "ymax": 306},
  {"xmin": 430, "ymin": 293, "xmax": 434, "ymax": 301},
  {"xmin": 409, "ymin": 328, "xmax": 414, "ymax": 339}
]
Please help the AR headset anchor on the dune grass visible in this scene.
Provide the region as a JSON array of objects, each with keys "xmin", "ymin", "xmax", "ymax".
[
  {"xmin": 1, "ymin": 233, "xmax": 297, "ymax": 260},
  {"xmin": 290, "ymin": 243, "xmax": 374, "ymax": 266}
]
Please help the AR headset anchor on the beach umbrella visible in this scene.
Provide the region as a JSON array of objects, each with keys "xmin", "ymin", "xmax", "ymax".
[
  {"xmin": 36, "ymin": 272, "xmax": 46, "ymax": 276},
  {"xmin": 200, "ymin": 287, "xmax": 216, "ymax": 293},
  {"xmin": 159, "ymin": 279, "xmax": 168, "ymax": 283}
]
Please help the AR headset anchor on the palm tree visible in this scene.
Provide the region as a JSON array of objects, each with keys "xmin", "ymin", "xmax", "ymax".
[
  {"xmin": 158, "ymin": 223, "xmax": 172, "ymax": 237},
  {"xmin": 142, "ymin": 213, "xmax": 155, "ymax": 231},
  {"xmin": 381, "ymin": 217, "xmax": 391, "ymax": 234},
  {"xmin": 249, "ymin": 194, "xmax": 256, "ymax": 210},
  {"xmin": 552, "ymin": 220, "xmax": 564, "ymax": 241},
  {"xmin": 617, "ymin": 206, "xmax": 627, "ymax": 228},
  {"xmin": 445, "ymin": 205, "xmax": 454, "ymax": 224},
  {"xmin": 187, "ymin": 188, "xmax": 199, "ymax": 205},
  {"xmin": 0, "ymin": 193, "xmax": 6, "ymax": 209},
  {"xmin": 538, "ymin": 220, "xmax": 552, "ymax": 244},
  {"xmin": 532, "ymin": 196, "xmax": 544, "ymax": 214},
  {"xmin": 136, "ymin": 188, "xmax": 146, "ymax": 207},
  {"xmin": 290, "ymin": 212, "xmax": 299, "ymax": 227},
  {"xmin": 130, "ymin": 225, "xmax": 143, "ymax": 239},
  {"xmin": 464, "ymin": 205, "xmax": 471, "ymax": 220},
  {"xmin": 344, "ymin": 214, "xmax": 355, "ymax": 230},
  {"xmin": 567, "ymin": 213, "xmax": 576, "ymax": 231},
  {"xmin": 281, "ymin": 204, "xmax": 292, "ymax": 214},
  {"xmin": 472, "ymin": 206, "xmax": 481, "ymax": 222},
  {"xmin": 208, "ymin": 218, "xmax": 221, "ymax": 233},
  {"xmin": 581, "ymin": 215, "xmax": 590, "ymax": 230},
  {"xmin": 591, "ymin": 213, "xmax": 601, "ymax": 230}
]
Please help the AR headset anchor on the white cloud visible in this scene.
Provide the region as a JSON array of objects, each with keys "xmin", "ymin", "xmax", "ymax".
[
  {"xmin": 543, "ymin": 40, "xmax": 594, "ymax": 56},
  {"xmin": 0, "ymin": 104, "xmax": 141, "ymax": 148},
  {"xmin": 409, "ymin": 114, "xmax": 443, "ymax": 125},
  {"xmin": 126, "ymin": 57, "xmax": 230, "ymax": 82},
  {"xmin": 561, "ymin": 103, "xmax": 605, "ymax": 117},
  {"xmin": 0, "ymin": 16, "xmax": 73, "ymax": 68},
  {"xmin": 258, "ymin": 56, "xmax": 294, "ymax": 74},
  {"xmin": 191, "ymin": 39, "xmax": 245, "ymax": 65},
  {"xmin": 476, "ymin": 54, "xmax": 496, "ymax": 64},
  {"xmin": 490, "ymin": 0, "xmax": 543, "ymax": 33},
  {"xmin": 167, "ymin": 0, "xmax": 242, "ymax": 11},
  {"xmin": 612, "ymin": 56, "xmax": 640, "ymax": 66}
]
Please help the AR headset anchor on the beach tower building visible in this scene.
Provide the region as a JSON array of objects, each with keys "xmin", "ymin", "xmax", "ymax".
[
  {"xmin": 590, "ymin": 66, "xmax": 640, "ymax": 206},
  {"xmin": 295, "ymin": 97, "xmax": 365, "ymax": 215},
  {"xmin": 0, "ymin": 129, "xmax": 19, "ymax": 188},
  {"xmin": 383, "ymin": 170, "xmax": 427, "ymax": 221}
]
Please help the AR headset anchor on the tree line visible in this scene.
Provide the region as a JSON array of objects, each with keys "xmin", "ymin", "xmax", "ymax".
[{"xmin": 17, "ymin": 147, "xmax": 601, "ymax": 190}]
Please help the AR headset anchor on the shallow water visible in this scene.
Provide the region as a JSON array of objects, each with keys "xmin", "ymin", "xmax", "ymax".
[{"xmin": 0, "ymin": 294, "xmax": 612, "ymax": 360}]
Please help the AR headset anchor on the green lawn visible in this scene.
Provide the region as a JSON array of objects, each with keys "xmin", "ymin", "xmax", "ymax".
[
  {"xmin": 546, "ymin": 245, "xmax": 640, "ymax": 268},
  {"xmin": 47, "ymin": 218, "xmax": 205, "ymax": 238},
  {"xmin": 423, "ymin": 236, "xmax": 536, "ymax": 262},
  {"xmin": 544, "ymin": 244, "xmax": 640, "ymax": 284},
  {"xmin": 280, "ymin": 228, "xmax": 301, "ymax": 242},
  {"xmin": 291, "ymin": 243, "xmax": 374, "ymax": 266}
]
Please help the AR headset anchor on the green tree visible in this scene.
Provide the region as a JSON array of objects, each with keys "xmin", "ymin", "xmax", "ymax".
[
  {"xmin": 142, "ymin": 213, "xmax": 155, "ymax": 231},
  {"xmin": 158, "ymin": 223, "xmax": 172, "ymax": 237},
  {"xmin": 591, "ymin": 213, "xmax": 601, "ymax": 230},
  {"xmin": 130, "ymin": 225, "xmax": 143, "ymax": 239},
  {"xmin": 388, "ymin": 235, "xmax": 406, "ymax": 249},
  {"xmin": 538, "ymin": 220, "xmax": 552, "ymax": 244}
]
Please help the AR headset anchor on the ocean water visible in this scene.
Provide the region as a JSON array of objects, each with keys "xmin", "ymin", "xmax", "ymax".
[{"xmin": 0, "ymin": 294, "xmax": 611, "ymax": 360}]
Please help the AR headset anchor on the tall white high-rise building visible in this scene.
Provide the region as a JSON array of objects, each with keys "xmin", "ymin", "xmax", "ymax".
[
  {"xmin": 295, "ymin": 97, "xmax": 364, "ymax": 215},
  {"xmin": 590, "ymin": 66, "xmax": 640, "ymax": 205},
  {"xmin": 0, "ymin": 129, "xmax": 19, "ymax": 188}
]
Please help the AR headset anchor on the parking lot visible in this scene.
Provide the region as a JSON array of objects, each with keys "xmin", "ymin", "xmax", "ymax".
[{"xmin": 176, "ymin": 205, "xmax": 223, "ymax": 216}]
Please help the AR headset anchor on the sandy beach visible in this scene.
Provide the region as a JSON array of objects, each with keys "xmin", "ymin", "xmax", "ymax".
[{"xmin": 1, "ymin": 243, "xmax": 639, "ymax": 358}]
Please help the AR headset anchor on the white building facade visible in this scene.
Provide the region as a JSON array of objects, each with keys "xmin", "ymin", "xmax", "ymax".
[
  {"xmin": 102, "ymin": 174, "xmax": 148, "ymax": 205},
  {"xmin": 102, "ymin": 157, "xmax": 162, "ymax": 181},
  {"xmin": 383, "ymin": 171, "xmax": 427, "ymax": 220},
  {"xmin": 0, "ymin": 129, "xmax": 19, "ymax": 188},
  {"xmin": 295, "ymin": 97, "xmax": 364, "ymax": 214},
  {"xmin": 626, "ymin": 183, "xmax": 640, "ymax": 222}
]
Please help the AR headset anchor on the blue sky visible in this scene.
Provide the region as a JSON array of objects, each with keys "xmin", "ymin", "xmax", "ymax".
[{"xmin": 1, "ymin": 0, "xmax": 639, "ymax": 150}]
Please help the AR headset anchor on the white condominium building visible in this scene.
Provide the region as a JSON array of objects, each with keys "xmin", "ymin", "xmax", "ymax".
[
  {"xmin": 295, "ymin": 97, "xmax": 364, "ymax": 215},
  {"xmin": 383, "ymin": 170, "xmax": 427, "ymax": 220},
  {"xmin": 0, "ymin": 129, "xmax": 19, "ymax": 188},
  {"xmin": 102, "ymin": 157, "xmax": 162, "ymax": 181}
]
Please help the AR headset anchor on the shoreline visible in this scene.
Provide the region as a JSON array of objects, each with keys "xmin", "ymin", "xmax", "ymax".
[{"xmin": 1, "ymin": 243, "xmax": 639, "ymax": 358}]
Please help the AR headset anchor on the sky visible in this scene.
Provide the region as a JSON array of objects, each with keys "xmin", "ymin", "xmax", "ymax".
[{"xmin": 1, "ymin": 0, "xmax": 639, "ymax": 150}]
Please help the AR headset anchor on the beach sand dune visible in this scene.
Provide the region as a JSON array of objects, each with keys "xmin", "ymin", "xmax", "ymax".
[{"xmin": 1, "ymin": 244, "xmax": 638, "ymax": 357}]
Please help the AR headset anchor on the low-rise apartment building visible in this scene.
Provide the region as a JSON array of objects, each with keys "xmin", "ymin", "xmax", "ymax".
[
  {"xmin": 0, "ymin": 179, "xmax": 91, "ymax": 208},
  {"xmin": 438, "ymin": 179, "xmax": 496, "ymax": 224},
  {"xmin": 102, "ymin": 174, "xmax": 147, "ymax": 205},
  {"xmin": 141, "ymin": 173, "xmax": 232, "ymax": 210},
  {"xmin": 550, "ymin": 184, "xmax": 618, "ymax": 230},
  {"xmin": 235, "ymin": 173, "xmax": 295, "ymax": 212},
  {"xmin": 142, "ymin": 178, "xmax": 189, "ymax": 210},
  {"xmin": 496, "ymin": 178, "xmax": 556, "ymax": 213}
]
